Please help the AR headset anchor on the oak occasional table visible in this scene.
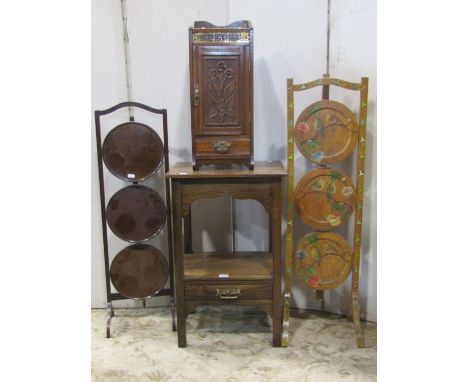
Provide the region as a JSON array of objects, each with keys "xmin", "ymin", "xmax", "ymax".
[{"xmin": 166, "ymin": 161, "xmax": 286, "ymax": 347}]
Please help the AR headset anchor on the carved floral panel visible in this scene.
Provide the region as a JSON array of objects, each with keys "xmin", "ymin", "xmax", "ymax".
[{"xmin": 205, "ymin": 59, "xmax": 238, "ymax": 125}]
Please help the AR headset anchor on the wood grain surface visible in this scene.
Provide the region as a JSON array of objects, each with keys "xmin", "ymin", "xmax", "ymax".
[
  {"xmin": 184, "ymin": 252, "xmax": 273, "ymax": 281},
  {"xmin": 294, "ymin": 232, "xmax": 352, "ymax": 290},
  {"xmin": 294, "ymin": 167, "xmax": 355, "ymax": 230},
  {"xmin": 294, "ymin": 100, "xmax": 358, "ymax": 164}
]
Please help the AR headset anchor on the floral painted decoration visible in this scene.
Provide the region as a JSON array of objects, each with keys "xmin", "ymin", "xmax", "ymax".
[
  {"xmin": 297, "ymin": 122, "xmax": 310, "ymax": 134},
  {"xmin": 294, "ymin": 232, "xmax": 353, "ymax": 290},
  {"xmin": 342, "ymin": 186, "xmax": 354, "ymax": 197},
  {"xmin": 311, "ymin": 151, "xmax": 324, "ymax": 162}
]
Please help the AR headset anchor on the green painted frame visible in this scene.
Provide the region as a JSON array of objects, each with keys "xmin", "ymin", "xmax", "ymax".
[{"xmin": 282, "ymin": 75, "xmax": 369, "ymax": 348}]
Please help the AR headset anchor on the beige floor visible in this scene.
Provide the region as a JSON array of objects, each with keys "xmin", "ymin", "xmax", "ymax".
[{"xmin": 91, "ymin": 307, "xmax": 376, "ymax": 382}]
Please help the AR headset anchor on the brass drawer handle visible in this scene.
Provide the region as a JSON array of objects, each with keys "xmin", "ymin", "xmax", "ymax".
[
  {"xmin": 216, "ymin": 288, "xmax": 241, "ymax": 299},
  {"xmin": 214, "ymin": 140, "xmax": 232, "ymax": 153}
]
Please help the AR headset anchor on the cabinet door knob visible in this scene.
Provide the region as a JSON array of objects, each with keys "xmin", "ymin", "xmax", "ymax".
[
  {"xmin": 214, "ymin": 140, "xmax": 232, "ymax": 153},
  {"xmin": 216, "ymin": 288, "xmax": 241, "ymax": 299},
  {"xmin": 193, "ymin": 83, "xmax": 200, "ymax": 106}
]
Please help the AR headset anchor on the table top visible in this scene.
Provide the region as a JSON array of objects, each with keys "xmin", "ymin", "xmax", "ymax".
[{"xmin": 166, "ymin": 161, "xmax": 287, "ymax": 178}]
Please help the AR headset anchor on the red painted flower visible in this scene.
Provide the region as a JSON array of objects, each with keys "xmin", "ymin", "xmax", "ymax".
[
  {"xmin": 308, "ymin": 275, "xmax": 320, "ymax": 287},
  {"xmin": 297, "ymin": 122, "xmax": 310, "ymax": 134}
]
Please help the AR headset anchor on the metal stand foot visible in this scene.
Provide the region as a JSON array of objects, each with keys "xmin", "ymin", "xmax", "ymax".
[
  {"xmin": 106, "ymin": 302, "xmax": 114, "ymax": 338},
  {"xmin": 315, "ymin": 290, "xmax": 325, "ymax": 311},
  {"xmin": 171, "ymin": 297, "xmax": 177, "ymax": 332},
  {"xmin": 351, "ymin": 292, "xmax": 365, "ymax": 347}
]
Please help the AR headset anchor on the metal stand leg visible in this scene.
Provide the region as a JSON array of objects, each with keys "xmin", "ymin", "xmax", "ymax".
[
  {"xmin": 106, "ymin": 302, "xmax": 114, "ymax": 338},
  {"xmin": 143, "ymin": 298, "xmax": 147, "ymax": 308},
  {"xmin": 351, "ymin": 291, "xmax": 365, "ymax": 347},
  {"xmin": 171, "ymin": 297, "xmax": 177, "ymax": 332},
  {"xmin": 315, "ymin": 290, "xmax": 325, "ymax": 311}
]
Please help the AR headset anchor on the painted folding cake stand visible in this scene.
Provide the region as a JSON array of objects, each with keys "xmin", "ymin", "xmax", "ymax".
[{"xmin": 282, "ymin": 75, "xmax": 369, "ymax": 348}]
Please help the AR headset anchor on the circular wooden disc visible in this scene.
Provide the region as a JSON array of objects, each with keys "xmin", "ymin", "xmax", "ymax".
[
  {"xmin": 110, "ymin": 244, "xmax": 169, "ymax": 299},
  {"xmin": 294, "ymin": 167, "xmax": 355, "ymax": 229},
  {"xmin": 106, "ymin": 185, "xmax": 166, "ymax": 242},
  {"xmin": 294, "ymin": 232, "xmax": 352, "ymax": 290},
  {"xmin": 294, "ymin": 100, "xmax": 358, "ymax": 164},
  {"xmin": 102, "ymin": 122, "xmax": 164, "ymax": 181}
]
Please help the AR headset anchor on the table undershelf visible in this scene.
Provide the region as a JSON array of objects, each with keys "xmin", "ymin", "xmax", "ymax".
[{"xmin": 184, "ymin": 252, "xmax": 273, "ymax": 281}]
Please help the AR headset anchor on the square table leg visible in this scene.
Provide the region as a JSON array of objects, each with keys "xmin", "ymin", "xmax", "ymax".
[
  {"xmin": 172, "ymin": 181, "xmax": 187, "ymax": 347},
  {"xmin": 272, "ymin": 179, "xmax": 282, "ymax": 347}
]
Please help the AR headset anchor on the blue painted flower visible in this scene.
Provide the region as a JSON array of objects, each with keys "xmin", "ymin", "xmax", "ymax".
[
  {"xmin": 311, "ymin": 151, "xmax": 324, "ymax": 162},
  {"xmin": 295, "ymin": 250, "xmax": 306, "ymax": 260}
]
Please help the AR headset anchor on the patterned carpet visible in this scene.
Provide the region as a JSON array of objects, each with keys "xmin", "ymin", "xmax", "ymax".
[{"xmin": 91, "ymin": 307, "xmax": 376, "ymax": 381}]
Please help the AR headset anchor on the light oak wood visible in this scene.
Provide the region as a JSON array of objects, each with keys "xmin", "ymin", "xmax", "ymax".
[
  {"xmin": 184, "ymin": 252, "xmax": 273, "ymax": 280},
  {"xmin": 294, "ymin": 100, "xmax": 358, "ymax": 164},
  {"xmin": 169, "ymin": 161, "xmax": 285, "ymax": 347},
  {"xmin": 166, "ymin": 161, "xmax": 286, "ymax": 179}
]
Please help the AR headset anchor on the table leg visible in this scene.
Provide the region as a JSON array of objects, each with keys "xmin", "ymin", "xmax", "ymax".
[
  {"xmin": 272, "ymin": 179, "xmax": 282, "ymax": 347},
  {"xmin": 172, "ymin": 181, "xmax": 187, "ymax": 347},
  {"xmin": 184, "ymin": 206, "xmax": 193, "ymax": 254}
]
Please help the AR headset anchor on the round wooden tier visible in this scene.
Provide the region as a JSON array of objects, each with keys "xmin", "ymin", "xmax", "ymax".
[
  {"xmin": 294, "ymin": 232, "xmax": 352, "ymax": 290},
  {"xmin": 102, "ymin": 122, "xmax": 164, "ymax": 181},
  {"xmin": 106, "ymin": 185, "xmax": 166, "ymax": 242},
  {"xmin": 294, "ymin": 167, "xmax": 355, "ymax": 230},
  {"xmin": 294, "ymin": 100, "xmax": 358, "ymax": 164},
  {"xmin": 110, "ymin": 244, "xmax": 169, "ymax": 299}
]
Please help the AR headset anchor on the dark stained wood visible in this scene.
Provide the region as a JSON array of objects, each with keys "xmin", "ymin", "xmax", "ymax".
[
  {"xmin": 94, "ymin": 102, "xmax": 176, "ymax": 337},
  {"xmin": 189, "ymin": 21, "xmax": 254, "ymax": 169},
  {"xmin": 184, "ymin": 252, "xmax": 273, "ymax": 280},
  {"xmin": 194, "ymin": 20, "xmax": 251, "ymax": 28},
  {"xmin": 105, "ymin": 185, "xmax": 166, "ymax": 242},
  {"xmin": 172, "ymin": 181, "xmax": 187, "ymax": 347},
  {"xmin": 194, "ymin": 135, "xmax": 251, "ymax": 157},
  {"xmin": 185, "ymin": 283, "xmax": 272, "ymax": 300},
  {"xmin": 109, "ymin": 244, "xmax": 169, "ymax": 299},
  {"xmin": 183, "ymin": 207, "xmax": 193, "ymax": 254},
  {"xmin": 102, "ymin": 122, "xmax": 164, "ymax": 181},
  {"xmin": 169, "ymin": 161, "xmax": 285, "ymax": 347}
]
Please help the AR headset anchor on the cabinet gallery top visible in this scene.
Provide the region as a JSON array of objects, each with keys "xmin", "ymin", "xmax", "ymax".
[
  {"xmin": 166, "ymin": 161, "xmax": 286, "ymax": 179},
  {"xmin": 190, "ymin": 20, "xmax": 253, "ymax": 44}
]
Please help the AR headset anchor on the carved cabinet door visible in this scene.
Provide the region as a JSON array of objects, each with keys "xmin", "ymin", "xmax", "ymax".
[{"xmin": 192, "ymin": 46, "xmax": 250, "ymax": 136}]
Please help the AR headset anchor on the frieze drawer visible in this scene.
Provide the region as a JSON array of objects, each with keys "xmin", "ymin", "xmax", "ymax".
[
  {"xmin": 185, "ymin": 283, "xmax": 272, "ymax": 301},
  {"xmin": 194, "ymin": 136, "xmax": 251, "ymax": 157}
]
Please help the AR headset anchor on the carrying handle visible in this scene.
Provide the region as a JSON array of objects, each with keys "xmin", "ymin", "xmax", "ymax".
[
  {"xmin": 216, "ymin": 288, "xmax": 241, "ymax": 299},
  {"xmin": 194, "ymin": 83, "xmax": 200, "ymax": 106}
]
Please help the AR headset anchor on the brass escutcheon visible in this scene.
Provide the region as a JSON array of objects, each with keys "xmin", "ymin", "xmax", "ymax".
[
  {"xmin": 214, "ymin": 140, "xmax": 232, "ymax": 153},
  {"xmin": 193, "ymin": 83, "xmax": 200, "ymax": 106}
]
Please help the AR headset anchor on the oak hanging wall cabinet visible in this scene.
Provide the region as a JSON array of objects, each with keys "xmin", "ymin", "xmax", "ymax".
[
  {"xmin": 189, "ymin": 21, "xmax": 254, "ymax": 170},
  {"xmin": 95, "ymin": 101, "xmax": 176, "ymax": 338},
  {"xmin": 282, "ymin": 75, "xmax": 369, "ymax": 348}
]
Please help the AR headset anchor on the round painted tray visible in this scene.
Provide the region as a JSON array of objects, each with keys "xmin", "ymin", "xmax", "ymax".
[
  {"xmin": 106, "ymin": 185, "xmax": 166, "ymax": 242},
  {"xmin": 294, "ymin": 232, "xmax": 352, "ymax": 290},
  {"xmin": 102, "ymin": 122, "xmax": 164, "ymax": 181},
  {"xmin": 294, "ymin": 167, "xmax": 355, "ymax": 229},
  {"xmin": 294, "ymin": 100, "xmax": 358, "ymax": 164},
  {"xmin": 110, "ymin": 244, "xmax": 169, "ymax": 299}
]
